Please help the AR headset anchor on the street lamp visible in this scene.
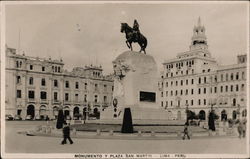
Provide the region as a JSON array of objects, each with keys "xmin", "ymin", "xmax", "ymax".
[{"xmin": 185, "ymin": 103, "xmax": 189, "ymax": 124}]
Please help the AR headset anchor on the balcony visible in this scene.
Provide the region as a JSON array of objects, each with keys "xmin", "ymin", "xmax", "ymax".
[
  {"xmin": 40, "ymin": 99, "xmax": 49, "ymax": 104},
  {"xmin": 63, "ymin": 100, "xmax": 72, "ymax": 105},
  {"xmin": 52, "ymin": 99, "xmax": 61, "ymax": 104},
  {"xmin": 27, "ymin": 98, "xmax": 36, "ymax": 103}
]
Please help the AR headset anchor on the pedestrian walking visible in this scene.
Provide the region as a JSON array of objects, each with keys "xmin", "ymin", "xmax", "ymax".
[
  {"xmin": 61, "ymin": 122, "xmax": 74, "ymax": 145},
  {"xmin": 237, "ymin": 119, "xmax": 243, "ymax": 139},
  {"xmin": 242, "ymin": 118, "xmax": 247, "ymax": 138},
  {"xmin": 182, "ymin": 123, "xmax": 190, "ymax": 140}
]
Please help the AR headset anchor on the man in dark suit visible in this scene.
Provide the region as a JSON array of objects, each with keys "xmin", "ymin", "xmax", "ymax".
[{"xmin": 61, "ymin": 122, "xmax": 73, "ymax": 145}]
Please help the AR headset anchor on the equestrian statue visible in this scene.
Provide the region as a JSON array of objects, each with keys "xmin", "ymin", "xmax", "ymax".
[{"xmin": 120, "ymin": 20, "xmax": 147, "ymax": 54}]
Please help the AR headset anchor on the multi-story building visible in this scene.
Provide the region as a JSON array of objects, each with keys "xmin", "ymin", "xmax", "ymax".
[
  {"xmin": 159, "ymin": 18, "xmax": 247, "ymax": 121},
  {"xmin": 5, "ymin": 47, "xmax": 114, "ymax": 120}
]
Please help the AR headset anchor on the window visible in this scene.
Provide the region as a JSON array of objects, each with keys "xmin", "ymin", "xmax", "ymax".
[
  {"xmin": 65, "ymin": 93, "xmax": 69, "ymax": 101},
  {"xmin": 30, "ymin": 65, "xmax": 33, "ymax": 70},
  {"xmin": 112, "ymin": 86, "xmax": 114, "ymax": 91},
  {"xmin": 204, "ymin": 99, "xmax": 206, "ymax": 105},
  {"xmin": 94, "ymin": 95, "xmax": 98, "ymax": 103},
  {"xmin": 198, "ymin": 78, "xmax": 201, "ymax": 84},
  {"xmin": 95, "ymin": 84, "xmax": 98, "ymax": 91},
  {"xmin": 181, "ymin": 80, "xmax": 183, "ymax": 86},
  {"xmin": 214, "ymin": 75, "xmax": 217, "ymax": 82},
  {"xmin": 214, "ymin": 87, "xmax": 217, "ymax": 93},
  {"xmin": 171, "ymin": 81, "xmax": 173, "ymax": 86},
  {"xmin": 54, "ymin": 92, "xmax": 58, "ymax": 100},
  {"xmin": 226, "ymin": 74, "xmax": 228, "ymax": 81},
  {"xmin": 231, "ymin": 85, "xmax": 233, "ymax": 92},
  {"xmin": 186, "ymin": 79, "xmax": 188, "ymax": 85},
  {"xmin": 75, "ymin": 82, "xmax": 79, "ymax": 89},
  {"xmin": 41, "ymin": 78, "xmax": 46, "ymax": 86},
  {"xmin": 161, "ymin": 101, "xmax": 163, "ymax": 107},
  {"xmin": 180, "ymin": 90, "xmax": 183, "ymax": 95},
  {"xmin": 29, "ymin": 77, "xmax": 33, "ymax": 85},
  {"xmin": 226, "ymin": 85, "xmax": 228, "ymax": 92},
  {"xmin": 58, "ymin": 67, "xmax": 61, "ymax": 73},
  {"xmin": 191, "ymin": 79, "xmax": 194, "ymax": 84},
  {"xmin": 28, "ymin": 90, "xmax": 35, "ymax": 99},
  {"xmin": 241, "ymin": 84, "xmax": 245, "ymax": 91},
  {"xmin": 171, "ymin": 91, "xmax": 173, "ymax": 96},
  {"xmin": 204, "ymin": 88, "xmax": 206, "ymax": 94},
  {"xmin": 231, "ymin": 73, "xmax": 234, "ymax": 80},
  {"xmin": 16, "ymin": 76, "xmax": 21, "ymax": 84},
  {"xmin": 221, "ymin": 86, "xmax": 223, "ymax": 93},
  {"xmin": 175, "ymin": 90, "xmax": 178, "ymax": 96},
  {"xmin": 42, "ymin": 66, "xmax": 45, "ymax": 71},
  {"xmin": 204, "ymin": 77, "xmax": 206, "ymax": 83},
  {"xmin": 191, "ymin": 89, "xmax": 194, "ymax": 95},
  {"xmin": 40, "ymin": 91, "xmax": 47, "ymax": 99},
  {"xmin": 54, "ymin": 80, "xmax": 58, "ymax": 87},
  {"xmin": 161, "ymin": 92, "xmax": 163, "ymax": 97},
  {"xmin": 166, "ymin": 82, "xmax": 168, "ymax": 87},
  {"xmin": 75, "ymin": 94, "xmax": 79, "ymax": 101},
  {"xmin": 242, "ymin": 71, "xmax": 245, "ymax": 79},
  {"xmin": 84, "ymin": 83, "xmax": 87, "ymax": 89},
  {"xmin": 186, "ymin": 70, "xmax": 188, "ymax": 75},
  {"xmin": 84, "ymin": 94, "xmax": 87, "ymax": 102},
  {"xmin": 166, "ymin": 101, "xmax": 168, "ymax": 107},
  {"xmin": 104, "ymin": 96, "xmax": 107, "ymax": 103},
  {"xmin": 185, "ymin": 89, "xmax": 188, "ymax": 95},
  {"xmin": 198, "ymin": 99, "xmax": 201, "ymax": 105},
  {"xmin": 236, "ymin": 72, "xmax": 239, "ymax": 80},
  {"xmin": 221, "ymin": 74, "xmax": 224, "ymax": 81},
  {"xmin": 236, "ymin": 85, "xmax": 239, "ymax": 91},
  {"xmin": 198, "ymin": 88, "xmax": 201, "ymax": 94},
  {"xmin": 176, "ymin": 81, "xmax": 178, "ymax": 86},
  {"xmin": 55, "ymin": 67, "xmax": 57, "ymax": 72},
  {"xmin": 171, "ymin": 101, "xmax": 173, "ymax": 106},
  {"xmin": 104, "ymin": 84, "xmax": 107, "ymax": 91},
  {"xmin": 17, "ymin": 90, "xmax": 21, "ymax": 98},
  {"xmin": 166, "ymin": 91, "xmax": 168, "ymax": 97},
  {"xmin": 191, "ymin": 100, "xmax": 193, "ymax": 106},
  {"xmin": 65, "ymin": 81, "xmax": 69, "ymax": 88}
]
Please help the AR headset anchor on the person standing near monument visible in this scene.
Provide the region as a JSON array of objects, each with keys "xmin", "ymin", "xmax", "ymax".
[
  {"xmin": 61, "ymin": 122, "xmax": 74, "ymax": 145},
  {"xmin": 182, "ymin": 123, "xmax": 190, "ymax": 140}
]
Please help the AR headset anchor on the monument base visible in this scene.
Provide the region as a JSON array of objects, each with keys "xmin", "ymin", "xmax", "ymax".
[{"xmin": 101, "ymin": 106, "xmax": 172, "ymax": 120}]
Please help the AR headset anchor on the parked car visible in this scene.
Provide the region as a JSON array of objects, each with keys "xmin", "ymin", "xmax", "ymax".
[
  {"xmin": 5, "ymin": 114, "xmax": 14, "ymax": 120},
  {"xmin": 25, "ymin": 115, "xmax": 33, "ymax": 120},
  {"xmin": 14, "ymin": 115, "xmax": 22, "ymax": 120}
]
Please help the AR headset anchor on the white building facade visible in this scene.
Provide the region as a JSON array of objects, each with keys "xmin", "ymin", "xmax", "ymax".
[
  {"xmin": 5, "ymin": 47, "xmax": 114, "ymax": 120},
  {"xmin": 159, "ymin": 18, "xmax": 247, "ymax": 121}
]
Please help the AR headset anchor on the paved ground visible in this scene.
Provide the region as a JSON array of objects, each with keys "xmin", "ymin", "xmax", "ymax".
[{"xmin": 3, "ymin": 121, "xmax": 248, "ymax": 154}]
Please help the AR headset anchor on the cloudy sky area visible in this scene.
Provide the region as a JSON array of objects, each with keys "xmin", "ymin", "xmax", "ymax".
[{"xmin": 5, "ymin": 2, "xmax": 248, "ymax": 74}]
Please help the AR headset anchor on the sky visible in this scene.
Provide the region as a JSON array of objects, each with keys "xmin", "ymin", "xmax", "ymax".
[{"xmin": 5, "ymin": 2, "xmax": 248, "ymax": 74}]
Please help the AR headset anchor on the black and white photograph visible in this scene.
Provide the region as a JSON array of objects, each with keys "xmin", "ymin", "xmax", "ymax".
[{"xmin": 1, "ymin": 1, "xmax": 249, "ymax": 158}]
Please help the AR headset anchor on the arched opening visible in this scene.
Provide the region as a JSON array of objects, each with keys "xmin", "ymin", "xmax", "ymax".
[
  {"xmin": 64, "ymin": 106, "xmax": 70, "ymax": 119},
  {"xmin": 83, "ymin": 107, "xmax": 87, "ymax": 120},
  {"xmin": 199, "ymin": 110, "xmax": 206, "ymax": 120},
  {"xmin": 93, "ymin": 108, "xmax": 100, "ymax": 119},
  {"xmin": 27, "ymin": 105, "xmax": 35, "ymax": 119},
  {"xmin": 73, "ymin": 107, "xmax": 80, "ymax": 120},
  {"xmin": 232, "ymin": 110, "xmax": 237, "ymax": 120},
  {"xmin": 39, "ymin": 105, "xmax": 47, "ymax": 120},
  {"xmin": 53, "ymin": 106, "xmax": 59, "ymax": 119},
  {"xmin": 177, "ymin": 111, "xmax": 181, "ymax": 120},
  {"xmin": 221, "ymin": 109, "xmax": 227, "ymax": 121}
]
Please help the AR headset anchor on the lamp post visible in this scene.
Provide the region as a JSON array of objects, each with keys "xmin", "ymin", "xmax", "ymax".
[{"xmin": 185, "ymin": 103, "xmax": 189, "ymax": 124}]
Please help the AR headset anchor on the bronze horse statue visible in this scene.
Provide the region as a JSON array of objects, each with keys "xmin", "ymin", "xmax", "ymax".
[{"xmin": 120, "ymin": 23, "xmax": 147, "ymax": 54}]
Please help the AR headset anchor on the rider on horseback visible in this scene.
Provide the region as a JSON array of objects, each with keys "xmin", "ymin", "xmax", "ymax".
[{"xmin": 133, "ymin": 19, "xmax": 140, "ymax": 41}]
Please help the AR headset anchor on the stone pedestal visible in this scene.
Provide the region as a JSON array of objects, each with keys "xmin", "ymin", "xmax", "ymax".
[{"xmin": 101, "ymin": 51, "xmax": 170, "ymax": 120}]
